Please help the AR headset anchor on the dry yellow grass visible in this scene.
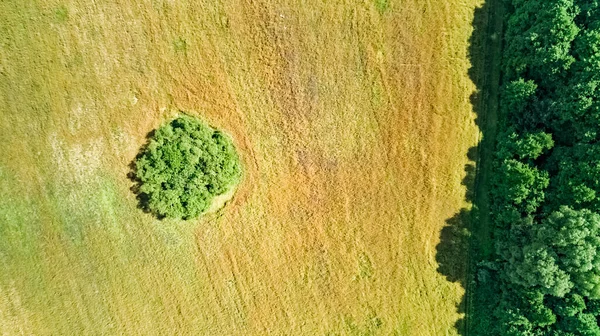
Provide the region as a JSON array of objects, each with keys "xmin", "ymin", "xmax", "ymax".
[{"xmin": 0, "ymin": 0, "xmax": 480, "ymax": 334}]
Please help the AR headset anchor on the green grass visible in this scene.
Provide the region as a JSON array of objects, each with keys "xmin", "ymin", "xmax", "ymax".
[
  {"xmin": 374, "ymin": 0, "xmax": 390, "ymax": 14},
  {"xmin": 463, "ymin": 0, "xmax": 505, "ymax": 334},
  {"xmin": 470, "ymin": 0, "xmax": 504, "ymax": 260}
]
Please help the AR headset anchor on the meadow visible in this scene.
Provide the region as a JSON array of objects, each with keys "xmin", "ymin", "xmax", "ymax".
[{"xmin": 0, "ymin": 0, "xmax": 480, "ymax": 334}]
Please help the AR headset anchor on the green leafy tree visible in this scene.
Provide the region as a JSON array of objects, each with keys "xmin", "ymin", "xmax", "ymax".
[
  {"xmin": 504, "ymin": 0, "xmax": 579, "ymax": 83},
  {"xmin": 497, "ymin": 129, "xmax": 554, "ymax": 161},
  {"xmin": 550, "ymin": 293, "xmax": 586, "ymax": 317},
  {"xmin": 502, "ymin": 78, "xmax": 538, "ymax": 116},
  {"xmin": 549, "ymin": 144, "xmax": 600, "ymax": 211},
  {"xmin": 536, "ymin": 207, "xmax": 600, "ymax": 297},
  {"xmin": 502, "ymin": 207, "xmax": 600, "ymax": 298},
  {"xmin": 575, "ymin": 1, "xmax": 600, "ymax": 28},
  {"xmin": 551, "ymin": 29, "xmax": 600, "ymax": 142},
  {"xmin": 585, "ymin": 298, "xmax": 600, "ymax": 315},
  {"xmin": 522, "ymin": 290, "xmax": 557, "ymax": 327},
  {"xmin": 557, "ymin": 312, "xmax": 600, "ymax": 336},
  {"xmin": 492, "ymin": 159, "xmax": 549, "ymax": 214},
  {"xmin": 133, "ymin": 115, "xmax": 242, "ymax": 219},
  {"xmin": 495, "ymin": 303, "xmax": 535, "ymax": 336},
  {"xmin": 504, "ymin": 243, "xmax": 573, "ymax": 297}
]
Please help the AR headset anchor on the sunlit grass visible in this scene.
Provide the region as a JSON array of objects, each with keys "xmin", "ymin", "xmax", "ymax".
[{"xmin": 0, "ymin": 0, "xmax": 480, "ymax": 334}]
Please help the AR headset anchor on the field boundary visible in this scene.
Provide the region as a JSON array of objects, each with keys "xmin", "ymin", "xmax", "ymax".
[{"xmin": 464, "ymin": 0, "xmax": 504, "ymax": 334}]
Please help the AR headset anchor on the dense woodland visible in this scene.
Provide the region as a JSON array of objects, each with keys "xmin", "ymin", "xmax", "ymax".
[{"xmin": 473, "ymin": 0, "xmax": 600, "ymax": 334}]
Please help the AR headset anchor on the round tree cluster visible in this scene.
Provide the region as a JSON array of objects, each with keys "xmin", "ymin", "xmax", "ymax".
[{"xmin": 133, "ymin": 115, "xmax": 242, "ymax": 219}]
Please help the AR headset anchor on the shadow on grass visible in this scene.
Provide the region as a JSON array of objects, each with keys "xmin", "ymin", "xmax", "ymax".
[
  {"xmin": 435, "ymin": 0, "xmax": 504, "ymax": 334},
  {"xmin": 435, "ymin": 160, "xmax": 476, "ymax": 334},
  {"xmin": 127, "ymin": 129, "xmax": 167, "ymax": 219}
]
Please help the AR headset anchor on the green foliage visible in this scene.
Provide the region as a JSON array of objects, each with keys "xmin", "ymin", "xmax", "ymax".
[
  {"xmin": 498, "ymin": 207, "xmax": 600, "ymax": 326},
  {"xmin": 557, "ymin": 313, "xmax": 600, "ymax": 336},
  {"xmin": 133, "ymin": 115, "xmax": 241, "ymax": 219},
  {"xmin": 504, "ymin": 243, "xmax": 573, "ymax": 297},
  {"xmin": 537, "ymin": 208, "xmax": 600, "ymax": 284},
  {"xmin": 503, "ymin": 0, "xmax": 579, "ymax": 83},
  {"xmin": 575, "ymin": 1, "xmax": 600, "ymax": 28},
  {"xmin": 497, "ymin": 129, "xmax": 554, "ymax": 160},
  {"xmin": 551, "ymin": 29, "xmax": 600, "ymax": 142},
  {"xmin": 373, "ymin": 0, "xmax": 389, "ymax": 14},
  {"xmin": 586, "ymin": 298, "xmax": 600, "ymax": 315},
  {"xmin": 549, "ymin": 144, "xmax": 600, "ymax": 211},
  {"xmin": 500, "ymin": 1, "xmax": 586, "ymax": 135},
  {"xmin": 492, "ymin": 159, "xmax": 549, "ymax": 213},
  {"xmin": 552, "ymin": 294, "xmax": 586, "ymax": 317},
  {"xmin": 476, "ymin": 0, "xmax": 600, "ymax": 334},
  {"xmin": 519, "ymin": 291, "xmax": 557, "ymax": 327},
  {"xmin": 501, "ymin": 78, "xmax": 538, "ymax": 117},
  {"xmin": 495, "ymin": 304, "xmax": 534, "ymax": 336}
]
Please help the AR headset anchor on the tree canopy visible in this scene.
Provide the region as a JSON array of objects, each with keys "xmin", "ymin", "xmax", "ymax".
[
  {"xmin": 473, "ymin": 0, "xmax": 600, "ymax": 334},
  {"xmin": 133, "ymin": 115, "xmax": 242, "ymax": 219}
]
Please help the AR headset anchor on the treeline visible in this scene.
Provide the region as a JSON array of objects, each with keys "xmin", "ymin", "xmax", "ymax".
[{"xmin": 477, "ymin": 0, "xmax": 600, "ymax": 334}]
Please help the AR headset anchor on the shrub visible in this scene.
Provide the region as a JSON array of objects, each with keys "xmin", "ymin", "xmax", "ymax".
[{"xmin": 133, "ymin": 115, "xmax": 242, "ymax": 219}]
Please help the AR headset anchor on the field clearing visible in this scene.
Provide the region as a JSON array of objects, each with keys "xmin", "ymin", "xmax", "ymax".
[{"xmin": 0, "ymin": 0, "xmax": 480, "ymax": 335}]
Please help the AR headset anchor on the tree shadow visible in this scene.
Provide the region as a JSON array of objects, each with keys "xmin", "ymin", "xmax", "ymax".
[
  {"xmin": 127, "ymin": 129, "xmax": 167, "ymax": 219},
  {"xmin": 435, "ymin": 0, "xmax": 504, "ymax": 334},
  {"xmin": 435, "ymin": 158, "xmax": 477, "ymax": 334}
]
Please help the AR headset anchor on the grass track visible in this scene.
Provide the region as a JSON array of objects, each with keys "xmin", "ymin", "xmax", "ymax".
[
  {"xmin": 469, "ymin": 0, "xmax": 503, "ymax": 260},
  {"xmin": 462, "ymin": 0, "xmax": 504, "ymax": 334},
  {"xmin": 0, "ymin": 1, "xmax": 481, "ymax": 334}
]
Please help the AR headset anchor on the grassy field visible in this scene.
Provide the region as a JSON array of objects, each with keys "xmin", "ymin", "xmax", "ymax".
[{"xmin": 0, "ymin": 0, "xmax": 480, "ymax": 334}]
